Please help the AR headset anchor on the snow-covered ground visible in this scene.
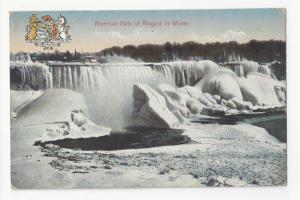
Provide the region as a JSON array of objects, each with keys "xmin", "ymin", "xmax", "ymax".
[
  {"xmin": 10, "ymin": 59, "xmax": 287, "ymax": 188},
  {"xmin": 10, "ymin": 89, "xmax": 286, "ymax": 188},
  {"xmin": 11, "ymin": 121, "xmax": 286, "ymax": 188}
]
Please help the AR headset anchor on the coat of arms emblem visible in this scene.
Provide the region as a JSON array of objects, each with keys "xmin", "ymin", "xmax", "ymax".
[{"xmin": 25, "ymin": 14, "xmax": 71, "ymax": 49}]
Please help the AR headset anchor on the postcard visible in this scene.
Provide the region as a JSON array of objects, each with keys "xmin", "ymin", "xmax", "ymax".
[{"xmin": 10, "ymin": 9, "xmax": 286, "ymax": 189}]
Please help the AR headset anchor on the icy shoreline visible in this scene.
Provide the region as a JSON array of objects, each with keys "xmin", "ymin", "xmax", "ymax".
[
  {"xmin": 11, "ymin": 121, "xmax": 286, "ymax": 188},
  {"xmin": 10, "ymin": 88, "xmax": 286, "ymax": 188}
]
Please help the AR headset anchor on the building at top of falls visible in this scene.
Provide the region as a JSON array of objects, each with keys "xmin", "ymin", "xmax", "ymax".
[{"xmin": 83, "ymin": 55, "xmax": 98, "ymax": 63}]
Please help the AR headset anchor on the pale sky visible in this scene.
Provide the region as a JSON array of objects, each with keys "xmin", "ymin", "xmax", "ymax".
[{"xmin": 10, "ymin": 9, "xmax": 286, "ymax": 53}]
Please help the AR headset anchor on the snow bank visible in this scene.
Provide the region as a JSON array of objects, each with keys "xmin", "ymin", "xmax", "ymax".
[
  {"xmin": 10, "ymin": 90, "xmax": 43, "ymax": 112},
  {"xmin": 11, "ymin": 89, "xmax": 111, "ymax": 141},
  {"xmin": 13, "ymin": 89, "xmax": 88, "ymax": 127},
  {"xmin": 39, "ymin": 110, "xmax": 111, "ymax": 142}
]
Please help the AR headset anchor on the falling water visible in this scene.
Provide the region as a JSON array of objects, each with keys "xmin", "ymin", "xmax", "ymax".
[{"xmin": 10, "ymin": 60, "xmax": 277, "ymax": 129}]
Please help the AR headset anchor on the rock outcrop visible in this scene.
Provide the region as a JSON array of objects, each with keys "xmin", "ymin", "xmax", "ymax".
[{"xmin": 132, "ymin": 84, "xmax": 181, "ymax": 128}]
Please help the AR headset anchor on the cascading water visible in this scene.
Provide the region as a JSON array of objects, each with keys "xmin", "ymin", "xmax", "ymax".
[
  {"xmin": 225, "ymin": 60, "xmax": 275, "ymax": 78},
  {"xmin": 10, "ymin": 60, "xmax": 219, "ymax": 129},
  {"xmin": 84, "ymin": 65, "xmax": 175, "ymax": 129},
  {"xmin": 10, "ymin": 61, "xmax": 53, "ymax": 90},
  {"xmin": 10, "ymin": 59, "xmax": 281, "ymax": 129},
  {"xmin": 160, "ymin": 60, "xmax": 219, "ymax": 87},
  {"xmin": 234, "ymin": 65, "xmax": 245, "ymax": 77},
  {"xmin": 50, "ymin": 66, "xmax": 98, "ymax": 91},
  {"xmin": 10, "ymin": 60, "xmax": 221, "ymax": 91}
]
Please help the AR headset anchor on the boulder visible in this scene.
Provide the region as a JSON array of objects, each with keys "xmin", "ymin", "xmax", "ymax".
[
  {"xmin": 189, "ymin": 102, "xmax": 204, "ymax": 114},
  {"xmin": 132, "ymin": 84, "xmax": 181, "ymax": 128},
  {"xmin": 230, "ymin": 97, "xmax": 253, "ymax": 110},
  {"xmin": 71, "ymin": 111, "xmax": 87, "ymax": 127},
  {"xmin": 179, "ymin": 86, "xmax": 214, "ymax": 107},
  {"xmin": 158, "ymin": 84, "xmax": 191, "ymax": 117},
  {"xmin": 221, "ymin": 99, "xmax": 227, "ymax": 106},
  {"xmin": 213, "ymin": 95, "xmax": 221, "ymax": 104},
  {"xmin": 172, "ymin": 110, "xmax": 186, "ymax": 124},
  {"xmin": 226, "ymin": 100, "xmax": 237, "ymax": 110},
  {"xmin": 158, "ymin": 84, "xmax": 186, "ymax": 106},
  {"xmin": 201, "ymin": 107, "xmax": 225, "ymax": 116},
  {"xmin": 274, "ymin": 85, "xmax": 287, "ymax": 105},
  {"xmin": 203, "ymin": 93, "xmax": 217, "ymax": 104}
]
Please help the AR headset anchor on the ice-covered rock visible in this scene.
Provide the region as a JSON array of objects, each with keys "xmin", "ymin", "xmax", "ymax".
[
  {"xmin": 179, "ymin": 86, "xmax": 214, "ymax": 107},
  {"xmin": 197, "ymin": 69, "xmax": 243, "ymax": 101},
  {"xmin": 201, "ymin": 107, "xmax": 225, "ymax": 116},
  {"xmin": 157, "ymin": 84, "xmax": 191, "ymax": 117},
  {"xmin": 172, "ymin": 110, "xmax": 186, "ymax": 124},
  {"xmin": 274, "ymin": 85, "xmax": 287, "ymax": 105},
  {"xmin": 226, "ymin": 100, "xmax": 237, "ymax": 110},
  {"xmin": 71, "ymin": 111, "xmax": 87, "ymax": 127},
  {"xmin": 203, "ymin": 93, "xmax": 217, "ymax": 104},
  {"xmin": 194, "ymin": 66, "xmax": 286, "ymax": 109},
  {"xmin": 132, "ymin": 84, "xmax": 181, "ymax": 128},
  {"xmin": 158, "ymin": 84, "xmax": 186, "ymax": 106},
  {"xmin": 221, "ymin": 99, "xmax": 227, "ymax": 106},
  {"xmin": 212, "ymin": 95, "xmax": 221, "ymax": 104},
  {"xmin": 189, "ymin": 102, "xmax": 204, "ymax": 114},
  {"xmin": 230, "ymin": 97, "xmax": 253, "ymax": 110}
]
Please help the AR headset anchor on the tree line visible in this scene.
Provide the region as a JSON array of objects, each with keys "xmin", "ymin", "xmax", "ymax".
[
  {"xmin": 27, "ymin": 40, "xmax": 285, "ymax": 64},
  {"xmin": 30, "ymin": 49, "xmax": 82, "ymax": 62},
  {"xmin": 97, "ymin": 40, "xmax": 286, "ymax": 63}
]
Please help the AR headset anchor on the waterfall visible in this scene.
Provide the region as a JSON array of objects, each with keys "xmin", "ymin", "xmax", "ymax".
[
  {"xmin": 10, "ymin": 59, "xmax": 281, "ymax": 129},
  {"xmin": 161, "ymin": 60, "xmax": 219, "ymax": 87},
  {"xmin": 258, "ymin": 65, "xmax": 272, "ymax": 77},
  {"xmin": 234, "ymin": 65, "xmax": 245, "ymax": 77},
  {"xmin": 225, "ymin": 60, "xmax": 277, "ymax": 79},
  {"xmin": 10, "ymin": 61, "xmax": 52, "ymax": 90},
  {"xmin": 10, "ymin": 60, "xmax": 221, "ymax": 91}
]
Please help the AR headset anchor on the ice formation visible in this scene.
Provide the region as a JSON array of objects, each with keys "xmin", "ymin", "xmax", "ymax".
[
  {"xmin": 13, "ymin": 89, "xmax": 88, "ymax": 127},
  {"xmin": 10, "ymin": 57, "xmax": 286, "ymax": 129},
  {"xmin": 11, "ymin": 89, "xmax": 110, "ymax": 141},
  {"xmin": 132, "ymin": 84, "xmax": 181, "ymax": 128},
  {"xmin": 10, "ymin": 61, "xmax": 53, "ymax": 90}
]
